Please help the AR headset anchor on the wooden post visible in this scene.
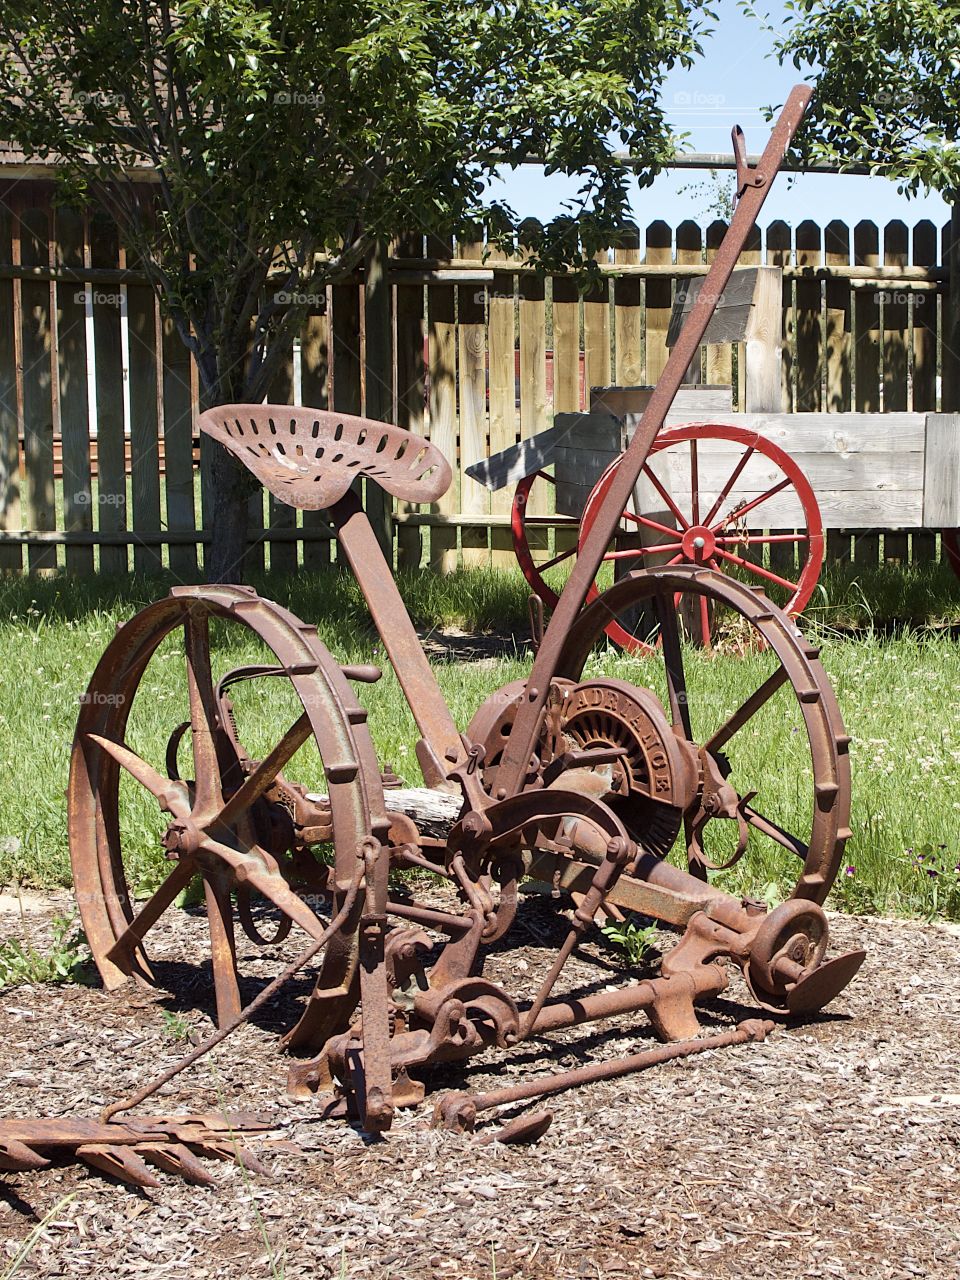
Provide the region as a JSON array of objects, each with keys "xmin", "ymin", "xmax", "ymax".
[
  {"xmin": 824, "ymin": 219, "xmax": 852, "ymax": 563},
  {"xmin": 427, "ymin": 235, "xmax": 457, "ymax": 571},
  {"xmin": 911, "ymin": 220, "xmax": 938, "ymax": 562},
  {"xmin": 458, "ymin": 227, "xmax": 489, "ymax": 567},
  {"xmin": 394, "ymin": 233, "xmax": 426, "ymax": 571},
  {"xmin": 54, "ymin": 207, "xmax": 93, "ymax": 575},
  {"xmin": 0, "ymin": 196, "xmax": 22, "ymax": 573},
  {"xmin": 676, "ymin": 221, "xmax": 702, "ymax": 384},
  {"xmin": 853, "ymin": 221, "xmax": 881, "ymax": 565},
  {"xmin": 364, "ymin": 238, "xmax": 394, "ymax": 559}
]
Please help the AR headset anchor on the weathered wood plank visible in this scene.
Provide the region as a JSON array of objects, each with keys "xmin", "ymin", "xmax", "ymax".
[
  {"xmin": 160, "ymin": 309, "xmax": 198, "ymax": 577},
  {"xmin": 705, "ymin": 220, "xmax": 733, "ymax": 391},
  {"xmin": 852, "ymin": 221, "xmax": 881, "ymax": 564},
  {"xmin": 458, "ymin": 229, "xmax": 488, "ymax": 566},
  {"xmin": 614, "ymin": 223, "xmax": 643, "ymax": 387},
  {"xmin": 824, "ymin": 219, "xmax": 852, "ymax": 562},
  {"xmin": 427, "ymin": 234, "xmax": 457, "ymax": 570},
  {"xmin": 911, "ymin": 220, "xmax": 939, "ymax": 561},
  {"xmin": 127, "ymin": 255, "xmax": 162, "ymax": 573},
  {"xmin": 518, "ymin": 220, "xmax": 548, "ymax": 566},
  {"xmin": 766, "ymin": 221, "xmax": 793, "ymax": 412},
  {"xmin": 644, "ymin": 221, "xmax": 672, "ymax": 385},
  {"xmin": 0, "ymin": 197, "xmax": 22, "ymax": 572},
  {"xmin": 363, "ymin": 238, "xmax": 393, "ymax": 557},
  {"xmin": 922, "ymin": 415, "xmax": 960, "ymax": 526},
  {"xmin": 795, "ymin": 221, "xmax": 822, "ymax": 413},
  {"xmin": 883, "ymin": 221, "xmax": 910, "ymax": 560},
  {"xmin": 583, "ymin": 244, "xmax": 611, "ymax": 398},
  {"xmin": 465, "ymin": 421, "xmax": 569, "ymax": 492},
  {"xmin": 394, "ymin": 233, "xmax": 426, "ymax": 570},
  {"xmin": 90, "ymin": 213, "xmax": 127, "ymax": 574},
  {"xmin": 20, "ymin": 200, "xmax": 57, "ymax": 573},
  {"xmin": 487, "ymin": 236, "xmax": 516, "ymax": 567},
  {"xmin": 54, "ymin": 207, "xmax": 93, "ymax": 575}
]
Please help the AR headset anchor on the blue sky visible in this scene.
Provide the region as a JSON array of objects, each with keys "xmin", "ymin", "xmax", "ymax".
[{"xmin": 487, "ymin": 0, "xmax": 949, "ymax": 248}]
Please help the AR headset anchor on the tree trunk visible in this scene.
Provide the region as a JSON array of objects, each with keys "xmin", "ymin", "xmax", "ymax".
[{"xmin": 205, "ymin": 441, "xmax": 259, "ymax": 583}]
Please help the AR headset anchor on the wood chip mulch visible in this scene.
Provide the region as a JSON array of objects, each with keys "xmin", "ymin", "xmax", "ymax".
[{"xmin": 2, "ymin": 893, "xmax": 959, "ymax": 1280}]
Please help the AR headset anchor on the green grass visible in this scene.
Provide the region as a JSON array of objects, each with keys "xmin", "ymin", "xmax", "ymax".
[{"xmin": 0, "ymin": 564, "xmax": 957, "ymax": 919}]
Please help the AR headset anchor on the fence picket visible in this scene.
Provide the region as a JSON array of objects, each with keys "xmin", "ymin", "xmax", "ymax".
[
  {"xmin": 427, "ymin": 235, "xmax": 458, "ymax": 571},
  {"xmin": 458, "ymin": 229, "xmax": 489, "ymax": 566},
  {"xmin": 644, "ymin": 221, "xmax": 672, "ymax": 385},
  {"xmin": 824, "ymin": 220, "xmax": 852, "ymax": 562},
  {"xmin": 853, "ymin": 221, "xmax": 881, "ymax": 565},
  {"xmin": 614, "ymin": 223, "xmax": 643, "ymax": 387},
  {"xmin": 127, "ymin": 253, "xmax": 162, "ymax": 573},
  {"xmin": 705, "ymin": 221, "xmax": 733, "ymax": 391},
  {"xmin": 911, "ymin": 220, "xmax": 938, "ymax": 562},
  {"xmin": 518, "ymin": 220, "xmax": 548, "ymax": 563},
  {"xmin": 882, "ymin": 221, "xmax": 910, "ymax": 561},
  {"xmin": 53, "ymin": 208, "xmax": 93, "ymax": 575},
  {"xmin": 20, "ymin": 198, "xmax": 57, "ymax": 573},
  {"xmin": 161, "ymin": 310, "xmax": 197, "ymax": 578},
  {"xmin": 0, "ymin": 196, "xmax": 21, "ymax": 572},
  {"xmin": 487, "ymin": 237, "xmax": 516, "ymax": 567},
  {"xmin": 90, "ymin": 212, "xmax": 127, "ymax": 574},
  {"xmin": 394, "ymin": 233, "xmax": 426, "ymax": 570}
]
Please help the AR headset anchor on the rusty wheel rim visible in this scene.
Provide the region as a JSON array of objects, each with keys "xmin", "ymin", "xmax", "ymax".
[
  {"xmin": 553, "ymin": 566, "xmax": 851, "ymax": 903},
  {"xmin": 68, "ymin": 586, "xmax": 383, "ymax": 1032}
]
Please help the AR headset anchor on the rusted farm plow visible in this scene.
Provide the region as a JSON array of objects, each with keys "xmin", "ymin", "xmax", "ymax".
[{"xmin": 4, "ymin": 87, "xmax": 867, "ymax": 1187}]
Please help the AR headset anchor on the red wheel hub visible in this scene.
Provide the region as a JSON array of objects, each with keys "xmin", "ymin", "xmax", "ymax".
[{"xmin": 680, "ymin": 525, "xmax": 717, "ymax": 562}]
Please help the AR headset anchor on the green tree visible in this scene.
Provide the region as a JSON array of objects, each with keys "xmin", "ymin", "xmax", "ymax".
[
  {"xmin": 753, "ymin": 0, "xmax": 960, "ymax": 403},
  {"xmin": 0, "ymin": 0, "xmax": 713, "ymax": 580}
]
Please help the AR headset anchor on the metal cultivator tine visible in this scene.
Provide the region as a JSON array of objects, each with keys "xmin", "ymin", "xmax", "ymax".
[
  {"xmin": 76, "ymin": 1144, "xmax": 162, "ymax": 1190},
  {"xmin": 134, "ymin": 1143, "xmax": 218, "ymax": 1187},
  {"xmin": 0, "ymin": 1139, "xmax": 50, "ymax": 1172}
]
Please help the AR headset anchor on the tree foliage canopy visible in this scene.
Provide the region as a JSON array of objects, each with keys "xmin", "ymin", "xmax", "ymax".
[
  {"xmin": 756, "ymin": 0, "xmax": 960, "ymax": 199},
  {"xmin": 0, "ymin": 0, "xmax": 713, "ymax": 403}
]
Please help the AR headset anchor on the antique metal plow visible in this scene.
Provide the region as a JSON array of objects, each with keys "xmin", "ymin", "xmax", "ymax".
[{"xmin": 17, "ymin": 86, "xmax": 864, "ymax": 1181}]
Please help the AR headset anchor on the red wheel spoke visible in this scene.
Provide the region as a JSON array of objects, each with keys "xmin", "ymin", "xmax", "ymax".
[
  {"xmin": 704, "ymin": 668, "xmax": 790, "ymax": 754},
  {"xmin": 184, "ymin": 612, "xmax": 223, "ymax": 814},
  {"xmin": 698, "ymin": 592, "xmax": 711, "ymax": 648},
  {"xmin": 536, "ymin": 544, "xmax": 578, "ymax": 573},
  {"xmin": 714, "ymin": 478, "xmax": 791, "ymax": 531},
  {"xmin": 602, "ymin": 542, "xmax": 684, "ymax": 562},
  {"xmin": 703, "ymin": 445, "xmax": 756, "ymax": 528},
  {"xmin": 690, "ymin": 439, "xmax": 700, "ymax": 526},
  {"xmin": 619, "ymin": 509, "xmax": 682, "ymax": 539},
  {"xmin": 716, "ymin": 533, "xmax": 806, "ymax": 547},
  {"xmin": 105, "ymin": 858, "xmax": 198, "ymax": 964},
  {"xmin": 712, "ymin": 546, "xmax": 799, "ymax": 594},
  {"xmin": 641, "ymin": 463, "xmax": 691, "ymax": 531}
]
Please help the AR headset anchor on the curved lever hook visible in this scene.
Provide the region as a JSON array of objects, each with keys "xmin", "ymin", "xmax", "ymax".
[{"xmin": 732, "ymin": 125, "xmax": 767, "ymax": 202}]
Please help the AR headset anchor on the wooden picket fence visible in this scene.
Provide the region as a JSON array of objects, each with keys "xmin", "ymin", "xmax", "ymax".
[{"xmin": 0, "ymin": 178, "xmax": 954, "ymax": 576}]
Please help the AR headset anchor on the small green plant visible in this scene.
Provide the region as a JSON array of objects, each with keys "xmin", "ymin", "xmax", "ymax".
[
  {"xmin": 909, "ymin": 843, "xmax": 960, "ymax": 920},
  {"xmin": 0, "ymin": 915, "xmax": 89, "ymax": 989},
  {"xmin": 600, "ymin": 916, "xmax": 659, "ymax": 967},
  {"xmin": 159, "ymin": 1009, "xmax": 191, "ymax": 1042}
]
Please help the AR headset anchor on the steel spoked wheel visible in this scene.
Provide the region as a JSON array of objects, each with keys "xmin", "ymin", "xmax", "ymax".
[
  {"xmin": 579, "ymin": 424, "xmax": 824, "ymax": 653},
  {"xmin": 68, "ymin": 586, "xmax": 380, "ymax": 1031},
  {"xmin": 555, "ymin": 567, "xmax": 851, "ymax": 903},
  {"xmin": 511, "ymin": 470, "xmax": 582, "ymax": 609}
]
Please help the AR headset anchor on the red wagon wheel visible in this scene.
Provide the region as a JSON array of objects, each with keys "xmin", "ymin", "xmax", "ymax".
[
  {"xmin": 578, "ymin": 424, "xmax": 824, "ymax": 653},
  {"xmin": 511, "ymin": 470, "xmax": 582, "ymax": 611},
  {"xmin": 943, "ymin": 529, "xmax": 960, "ymax": 580}
]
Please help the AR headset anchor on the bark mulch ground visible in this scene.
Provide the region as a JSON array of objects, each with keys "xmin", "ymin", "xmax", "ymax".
[{"xmin": 1, "ymin": 891, "xmax": 959, "ymax": 1280}]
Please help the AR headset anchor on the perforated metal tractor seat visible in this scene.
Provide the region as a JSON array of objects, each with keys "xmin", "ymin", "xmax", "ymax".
[{"xmin": 196, "ymin": 404, "xmax": 452, "ymax": 511}]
